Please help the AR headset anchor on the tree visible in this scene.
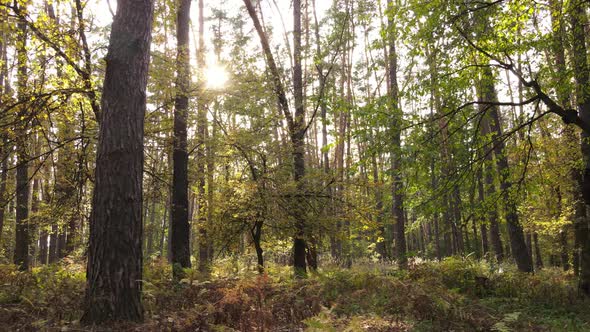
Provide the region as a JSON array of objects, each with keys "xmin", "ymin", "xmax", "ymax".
[
  {"xmin": 0, "ymin": 3, "xmax": 11, "ymax": 253},
  {"xmin": 196, "ymin": 0, "xmax": 210, "ymax": 273},
  {"xmin": 81, "ymin": 0, "xmax": 154, "ymax": 323},
  {"xmin": 13, "ymin": 0, "xmax": 30, "ymax": 271},
  {"xmin": 568, "ymin": 0, "xmax": 590, "ymax": 295},
  {"xmin": 170, "ymin": 0, "xmax": 192, "ymax": 278},
  {"xmin": 386, "ymin": 0, "xmax": 406, "ymax": 269},
  {"xmin": 243, "ymin": 0, "xmax": 309, "ymax": 277},
  {"xmin": 477, "ymin": 66, "xmax": 533, "ymax": 272}
]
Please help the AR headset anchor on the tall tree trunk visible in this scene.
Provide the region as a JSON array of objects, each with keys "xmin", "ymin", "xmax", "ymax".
[
  {"xmin": 49, "ymin": 223, "xmax": 58, "ymax": 263},
  {"xmin": 81, "ymin": 0, "xmax": 153, "ymax": 323},
  {"xmin": 478, "ymin": 66, "xmax": 533, "ymax": 272},
  {"xmin": 0, "ymin": 15, "xmax": 9, "ymax": 247},
  {"xmin": 452, "ymin": 185, "xmax": 465, "ymax": 254},
  {"xmin": 57, "ymin": 229, "xmax": 67, "ymax": 258},
  {"xmin": 549, "ymin": 0, "xmax": 576, "ymax": 274},
  {"xmin": 533, "ymin": 232, "xmax": 544, "ymax": 269},
  {"xmin": 146, "ymin": 194, "xmax": 157, "ymax": 257},
  {"xmin": 0, "ymin": 137, "xmax": 8, "ymax": 246},
  {"xmin": 477, "ymin": 172, "xmax": 489, "ymax": 257},
  {"xmin": 243, "ymin": 0, "xmax": 308, "ymax": 277},
  {"xmin": 476, "ymin": 84, "xmax": 503, "ymax": 262},
  {"xmin": 30, "ymin": 129, "xmax": 43, "ymax": 265},
  {"xmin": 57, "ymin": 115, "xmax": 78, "ymax": 256},
  {"xmin": 569, "ymin": 0, "xmax": 590, "ymax": 295},
  {"xmin": 13, "ymin": 3, "xmax": 30, "ymax": 271},
  {"xmin": 525, "ymin": 232, "xmax": 533, "ymax": 265},
  {"xmin": 386, "ymin": 0, "xmax": 406, "ymax": 269},
  {"xmin": 196, "ymin": 0, "xmax": 210, "ymax": 273},
  {"xmin": 171, "ymin": 0, "xmax": 192, "ymax": 277},
  {"xmin": 373, "ymin": 152, "xmax": 386, "ymax": 259},
  {"xmin": 38, "ymin": 179, "xmax": 50, "ymax": 265},
  {"xmin": 160, "ymin": 201, "xmax": 168, "ymax": 258},
  {"xmin": 31, "ymin": 178, "xmax": 41, "ymax": 266},
  {"xmin": 481, "ymin": 131, "xmax": 504, "ymax": 262},
  {"xmin": 292, "ymin": 0, "xmax": 307, "ymax": 277}
]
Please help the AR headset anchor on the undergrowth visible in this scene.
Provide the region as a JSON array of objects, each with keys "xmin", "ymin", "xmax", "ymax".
[{"xmin": 0, "ymin": 256, "xmax": 588, "ymax": 331}]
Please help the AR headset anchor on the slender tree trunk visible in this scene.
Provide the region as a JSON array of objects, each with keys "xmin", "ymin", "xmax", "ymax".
[
  {"xmin": 57, "ymin": 230, "xmax": 66, "ymax": 258},
  {"xmin": 525, "ymin": 232, "xmax": 533, "ymax": 264},
  {"xmin": 548, "ymin": 1, "xmax": 575, "ymax": 273},
  {"xmin": 243, "ymin": 0, "xmax": 308, "ymax": 277},
  {"xmin": 569, "ymin": 0, "xmax": 590, "ymax": 295},
  {"xmin": 533, "ymin": 232, "xmax": 543, "ymax": 269},
  {"xmin": 160, "ymin": 201, "xmax": 168, "ymax": 258},
  {"xmin": 58, "ymin": 119, "xmax": 78, "ymax": 256},
  {"xmin": 0, "ymin": 18, "xmax": 9, "ymax": 247},
  {"xmin": 483, "ymin": 144, "xmax": 503, "ymax": 262},
  {"xmin": 31, "ymin": 170, "xmax": 41, "ymax": 266},
  {"xmin": 38, "ymin": 180, "xmax": 49, "ymax": 265},
  {"xmin": 478, "ymin": 67, "xmax": 532, "ymax": 272},
  {"xmin": 452, "ymin": 185, "xmax": 465, "ymax": 254},
  {"xmin": 14, "ymin": 3, "xmax": 30, "ymax": 271},
  {"xmin": 373, "ymin": 152, "xmax": 386, "ymax": 259},
  {"xmin": 146, "ymin": 194, "xmax": 157, "ymax": 257},
  {"xmin": 196, "ymin": 0, "xmax": 210, "ymax": 273},
  {"xmin": 170, "ymin": 0, "xmax": 192, "ymax": 277},
  {"xmin": 49, "ymin": 223, "xmax": 58, "ymax": 263},
  {"xmin": 0, "ymin": 138, "xmax": 8, "ymax": 245},
  {"xmin": 206, "ymin": 108, "xmax": 216, "ymax": 263},
  {"xmin": 292, "ymin": 0, "xmax": 307, "ymax": 277},
  {"xmin": 489, "ymin": 85, "xmax": 532, "ymax": 272},
  {"xmin": 386, "ymin": 0, "xmax": 406, "ymax": 269},
  {"xmin": 252, "ymin": 220, "xmax": 264, "ymax": 274},
  {"xmin": 475, "ymin": 171, "xmax": 489, "ymax": 258},
  {"xmin": 81, "ymin": 0, "xmax": 153, "ymax": 323}
]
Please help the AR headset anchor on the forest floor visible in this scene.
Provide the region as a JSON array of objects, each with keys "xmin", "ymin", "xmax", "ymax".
[{"xmin": 0, "ymin": 257, "xmax": 589, "ymax": 331}]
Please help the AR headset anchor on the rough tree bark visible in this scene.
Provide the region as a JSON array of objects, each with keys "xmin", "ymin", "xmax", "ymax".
[
  {"xmin": 478, "ymin": 66, "xmax": 533, "ymax": 272},
  {"xmin": 0, "ymin": 14, "xmax": 9, "ymax": 247},
  {"xmin": 81, "ymin": 0, "xmax": 154, "ymax": 323},
  {"xmin": 478, "ymin": 114, "xmax": 504, "ymax": 262},
  {"xmin": 386, "ymin": 0, "xmax": 406, "ymax": 269},
  {"xmin": 569, "ymin": 0, "xmax": 590, "ymax": 295},
  {"xmin": 0, "ymin": 138, "xmax": 7, "ymax": 246},
  {"xmin": 196, "ymin": 0, "xmax": 210, "ymax": 273},
  {"xmin": 171, "ymin": 0, "xmax": 192, "ymax": 277},
  {"xmin": 548, "ymin": 0, "xmax": 575, "ymax": 273},
  {"xmin": 13, "ymin": 2, "xmax": 30, "ymax": 271},
  {"xmin": 476, "ymin": 169, "xmax": 489, "ymax": 257}
]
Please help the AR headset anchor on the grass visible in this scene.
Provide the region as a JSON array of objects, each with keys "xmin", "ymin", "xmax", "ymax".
[{"xmin": 0, "ymin": 256, "xmax": 588, "ymax": 331}]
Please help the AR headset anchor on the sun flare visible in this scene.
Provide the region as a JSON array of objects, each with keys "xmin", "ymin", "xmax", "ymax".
[{"xmin": 205, "ymin": 64, "xmax": 229, "ymax": 89}]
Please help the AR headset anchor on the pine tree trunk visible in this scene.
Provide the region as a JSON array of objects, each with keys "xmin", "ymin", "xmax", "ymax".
[
  {"xmin": 478, "ymin": 67, "xmax": 532, "ymax": 272},
  {"xmin": 0, "ymin": 24, "xmax": 9, "ymax": 247},
  {"xmin": 569, "ymin": 0, "xmax": 590, "ymax": 296},
  {"xmin": 14, "ymin": 5, "xmax": 30, "ymax": 271},
  {"xmin": 477, "ymin": 99, "xmax": 500, "ymax": 260},
  {"xmin": 476, "ymin": 173, "xmax": 489, "ymax": 257},
  {"xmin": 170, "ymin": 0, "xmax": 192, "ymax": 277},
  {"xmin": 81, "ymin": 0, "xmax": 153, "ymax": 323},
  {"xmin": 39, "ymin": 180, "xmax": 51, "ymax": 265},
  {"xmin": 160, "ymin": 201, "xmax": 168, "ymax": 258},
  {"xmin": 292, "ymin": 0, "xmax": 308, "ymax": 277},
  {"xmin": 387, "ymin": 0, "xmax": 406, "ymax": 269},
  {"xmin": 534, "ymin": 232, "xmax": 544, "ymax": 269},
  {"xmin": 196, "ymin": 0, "xmax": 210, "ymax": 273},
  {"xmin": 146, "ymin": 195, "xmax": 157, "ymax": 257},
  {"xmin": 49, "ymin": 223, "xmax": 58, "ymax": 263},
  {"xmin": 0, "ymin": 137, "xmax": 8, "ymax": 246},
  {"xmin": 243, "ymin": 0, "xmax": 308, "ymax": 277}
]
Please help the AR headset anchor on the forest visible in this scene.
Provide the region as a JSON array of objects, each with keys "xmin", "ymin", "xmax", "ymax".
[{"xmin": 0, "ymin": 0, "xmax": 590, "ymax": 330}]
